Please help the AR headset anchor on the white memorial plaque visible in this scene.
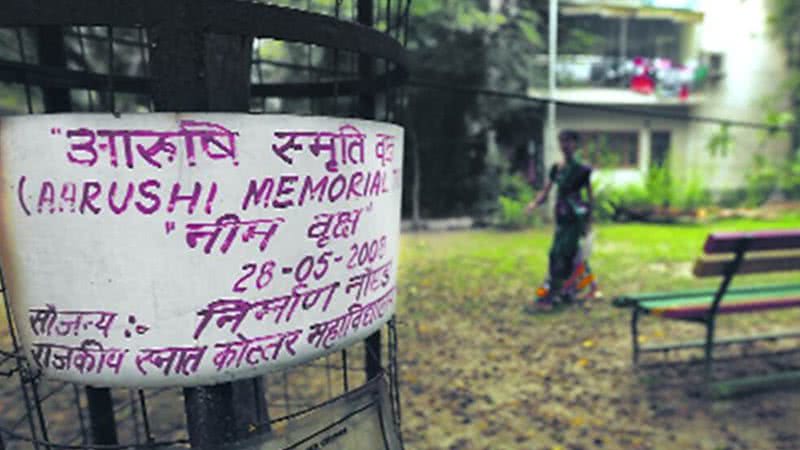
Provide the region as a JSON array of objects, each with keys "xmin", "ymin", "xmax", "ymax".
[{"xmin": 0, "ymin": 113, "xmax": 403, "ymax": 387}]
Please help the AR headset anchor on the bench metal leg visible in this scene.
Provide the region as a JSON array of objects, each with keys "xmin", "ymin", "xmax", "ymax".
[
  {"xmin": 631, "ymin": 308, "xmax": 641, "ymax": 365},
  {"xmin": 704, "ymin": 316, "xmax": 716, "ymax": 384}
]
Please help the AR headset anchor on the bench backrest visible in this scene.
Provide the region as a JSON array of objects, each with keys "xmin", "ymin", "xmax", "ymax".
[{"xmin": 693, "ymin": 230, "xmax": 800, "ymax": 278}]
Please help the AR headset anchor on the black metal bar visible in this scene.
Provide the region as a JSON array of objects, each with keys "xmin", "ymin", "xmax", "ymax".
[
  {"xmin": 0, "ymin": 266, "xmax": 41, "ymax": 450},
  {"xmin": 129, "ymin": 389, "xmax": 141, "ymax": 445},
  {"xmin": 386, "ymin": 0, "xmax": 392, "ymax": 33},
  {"xmin": 72, "ymin": 385, "xmax": 88, "ymax": 443},
  {"xmin": 251, "ymin": 377, "xmax": 268, "ymax": 427},
  {"xmin": 64, "ymin": 28, "xmax": 153, "ymax": 47},
  {"xmin": 637, "ymin": 347, "xmax": 800, "ymax": 371},
  {"xmin": 183, "ymin": 384, "xmax": 238, "ymax": 448},
  {"xmin": 106, "ymin": 25, "xmax": 116, "ymax": 113},
  {"xmin": 137, "ymin": 27, "xmax": 154, "ymax": 112},
  {"xmin": 138, "ymin": 390, "xmax": 155, "ymax": 444},
  {"xmin": 14, "ymin": 28, "xmax": 34, "ymax": 113},
  {"xmin": 401, "ymin": 0, "xmax": 411, "ymax": 47},
  {"xmin": 28, "ymin": 376, "xmax": 52, "ymax": 450},
  {"xmin": 358, "ymin": 0, "xmax": 376, "ymax": 120},
  {"xmin": 388, "ymin": 316, "xmax": 403, "ymax": 446},
  {"xmin": 375, "ymin": 384, "xmax": 391, "ymax": 450},
  {"xmin": 306, "ymin": 0, "xmax": 314, "ymax": 115},
  {"xmin": 283, "ymin": 371, "xmax": 290, "ymax": 415},
  {"xmin": 325, "ymin": 354, "xmax": 332, "ymax": 398},
  {"xmin": 639, "ymin": 330, "xmax": 800, "ymax": 353},
  {"xmin": 342, "ymin": 349, "xmax": 349, "ymax": 392},
  {"xmin": 365, "ymin": 331, "xmax": 382, "ymax": 380},
  {"xmin": 254, "ymin": 39, "xmax": 267, "ymax": 112},
  {"xmin": 357, "ymin": 0, "xmax": 383, "ymax": 383},
  {"xmin": 35, "ymin": 25, "xmax": 71, "ymax": 112},
  {"xmin": 85, "ymin": 386, "xmax": 119, "ymax": 445},
  {"xmin": 38, "ymin": 24, "xmax": 122, "ymax": 447},
  {"xmin": 146, "ymin": 4, "xmax": 267, "ymax": 446},
  {"xmin": 75, "ymin": 26, "xmax": 96, "ymax": 111},
  {"xmin": 631, "ymin": 307, "xmax": 640, "ymax": 365},
  {"xmin": 4, "ymin": 1, "xmax": 409, "ymax": 69},
  {"xmin": 0, "ymin": 58, "xmax": 405, "ymax": 100},
  {"xmin": 704, "ymin": 238, "xmax": 748, "ymax": 383}
]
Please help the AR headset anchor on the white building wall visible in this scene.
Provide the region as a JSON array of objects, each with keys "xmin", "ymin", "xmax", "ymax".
[
  {"xmin": 550, "ymin": 0, "xmax": 789, "ymax": 194},
  {"xmin": 555, "ymin": 105, "xmax": 690, "ymax": 186},
  {"xmin": 686, "ymin": 0, "xmax": 790, "ymax": 192}
]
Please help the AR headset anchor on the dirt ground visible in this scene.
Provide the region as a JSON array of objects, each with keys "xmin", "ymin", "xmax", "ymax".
[{"xmin": 396, "ymin": 304, "xmax": 800, "ymax": 450}]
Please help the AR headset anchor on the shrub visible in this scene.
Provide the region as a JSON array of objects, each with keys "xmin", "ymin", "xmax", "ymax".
[
  {"xmin": 716, "ymin": 189, "xmax": 748, "ymax": 208},
  {"xmin": 778, "ymin": 151, "xmax": 800, "ymax": 199},
  {"xmin": 495, "ymin": 173, "xmax": 537, "ymax": 229},
  {"xmin": 643, "ymin": 163, "xmax": 674, "ymax": 208},
  {"xmin": 591, "ymin": 179, "xmax": 649, "ymax": 221},
  {"xmin": 590, "ymin": 179, "xmax": 616, "ymax": 221},
  {"xmin": 746, "ymin": 154, "xmax": 779, "ymax": 206},
  {"xmin": 591, "ymin": 161, "xmax": 710, "ymax": 221},
  {"xmin": 674, "ymin": 171, "xmax": 711, "ymax": 211}
]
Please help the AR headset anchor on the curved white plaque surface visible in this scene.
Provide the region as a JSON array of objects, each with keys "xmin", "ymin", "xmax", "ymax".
[{"xmin": 0, "ymin": 113, "xmax": 402, "ymax": 387}]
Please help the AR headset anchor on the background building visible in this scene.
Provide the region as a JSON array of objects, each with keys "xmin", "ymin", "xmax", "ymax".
[{"xmin": 530, "ymin": 0, "xmax": 790, "ymax": 195}]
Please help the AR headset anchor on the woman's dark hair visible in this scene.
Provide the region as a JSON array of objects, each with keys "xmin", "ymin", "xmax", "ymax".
[{"xmin": 559, "ymin": 129, "xmax": 580, "ymax": 143}]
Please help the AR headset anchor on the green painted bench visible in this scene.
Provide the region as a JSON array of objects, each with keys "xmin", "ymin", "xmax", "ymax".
[{"xmin": 613, "ymin": 230, "xmax": 800, "ymax": 395}]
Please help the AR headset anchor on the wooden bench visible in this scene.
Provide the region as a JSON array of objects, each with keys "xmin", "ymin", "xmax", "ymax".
[{"xmin": 613, "ymin": 230, "xmax": 800, "ymax": 394}]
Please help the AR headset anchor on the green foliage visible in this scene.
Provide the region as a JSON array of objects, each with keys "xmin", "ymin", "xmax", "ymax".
[
  {"xmin": 591, "ymin": 179, "xmax": 649, "ymax": 221},
  {"xmin": 475, "ymin": 139, "xmax": 510, "ymax": 220},
  {"xmin": 746, "ymin": 152, "xmax": 800, "ymax": 206},
  {"xmin": 758, "ymin": 93, "xmax": 796, "ymax": 145},
  {"xmin": 675, "ymin": 172, "xmax": 712, "ymax": 211},
  {"xmin": 560, "ymin": 29, "xmax": 606, "ymax": 54},
  {"xmin": 707, "ymin": 123, "xmax": 734, "ymax": 157},
  {"xmin": 591, "ymin": 160, "xmax": 710, "ymax": 221},
  {"xmin": 746, "ymin": 155, "xmax": 780, "ymax": 206},
  {"xmin": 495, "ymin": 174, "xmax": 537, "ymax": 229},
  {"xmin": 497, "ymin": 195, "xmax": 530, "ymax": 229},
  {"xmin": 765, "ymin": 110, "xmax": 796, "ymax": 134},
  {"xmin": 766, "ymin": 0, "xmax": 800, "ymax": 159},
  {"xmin": 643, "ymin": 163, "xmax": 673, "ymax": 208},
  {"xmin": 717, "ymin": 189, "xmax": 748, "ymax": 208},
  {"xmin": 406, "ymin": 0, "xmax": 545, "ymax": 218},
  {"xmin": 767, "ymin": 0, "xmax": 800, "ymax": 53},
  {"xmin": 584, "ymin": 135, "xmax": 625, "ymax": 168},
  {"xmin": 409, "ymin": 0, "xmax": 504, "ymax": 31},
  {"xmin": 779, "ymin": 151, "xmax": 800, "ymax": 198}
]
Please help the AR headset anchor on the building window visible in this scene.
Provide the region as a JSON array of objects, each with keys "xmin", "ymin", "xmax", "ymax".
[
  {"xmin": 651, "ymin": 131, "xmax": 671, "ymax": 167},
  {"xmin": 577, "ymin": 131, "xmax": 639, "ymax": 168}
]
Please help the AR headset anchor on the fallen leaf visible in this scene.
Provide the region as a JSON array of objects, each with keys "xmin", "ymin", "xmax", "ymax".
[{"xmin": 570, "ymin": 416, "xmax": 586, "ymax": 427}]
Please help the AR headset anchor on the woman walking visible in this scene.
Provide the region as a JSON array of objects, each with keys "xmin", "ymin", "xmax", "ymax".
[{"xmin": 527, "ymin": 130, "xmax": 596, "ymax": 312}]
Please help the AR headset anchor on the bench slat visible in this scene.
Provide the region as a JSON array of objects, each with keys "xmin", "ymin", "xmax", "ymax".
[
  {"xmin": 638, "ymin": 285, "xmax": 800, "ymax": 309},
  {"xmin": 639, "ymin": 331, "xmax": 800, "ymax": 353},
  {"xmin": 711, "ymin": 371, "xmax": 800, "ymax": 398},
  {"xmin": 648, "ymin": 296, "xmax": 800, "ymax": 319},
  {"xmin": 614, "ymin": 283, "xmax": 800, "ymax": 307},
  {"xmin": 693, "ymin": 255, "xmax": 800, "ymax": 277},
  {"xmin": 704, "ymin": 230, "xmax": 800, "ymax": 254}
]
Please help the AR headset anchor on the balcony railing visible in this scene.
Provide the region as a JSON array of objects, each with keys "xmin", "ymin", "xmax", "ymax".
[{"xmin": 531, "ymin": 54, "xmax": 718, "ymax": 104}]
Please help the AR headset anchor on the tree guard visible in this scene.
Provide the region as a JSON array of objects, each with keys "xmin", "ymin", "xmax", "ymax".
[{"xmin": 0, "ymin": 0, "xmax": 409, "ymax": 448}]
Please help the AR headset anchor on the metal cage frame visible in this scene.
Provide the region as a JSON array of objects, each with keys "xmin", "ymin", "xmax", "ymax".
[{"xmin": 0, "ymin": 1, "xmax": 409, "ymax": 448}]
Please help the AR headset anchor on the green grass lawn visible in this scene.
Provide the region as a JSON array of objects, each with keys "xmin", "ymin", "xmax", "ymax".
[
  {"xmin": 396, "ymin": 216, "xmax": 800, "ymax": 450},
  {"xmin": 399, "ymin": 217, "xmax": 800, "ymax": 321}
]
